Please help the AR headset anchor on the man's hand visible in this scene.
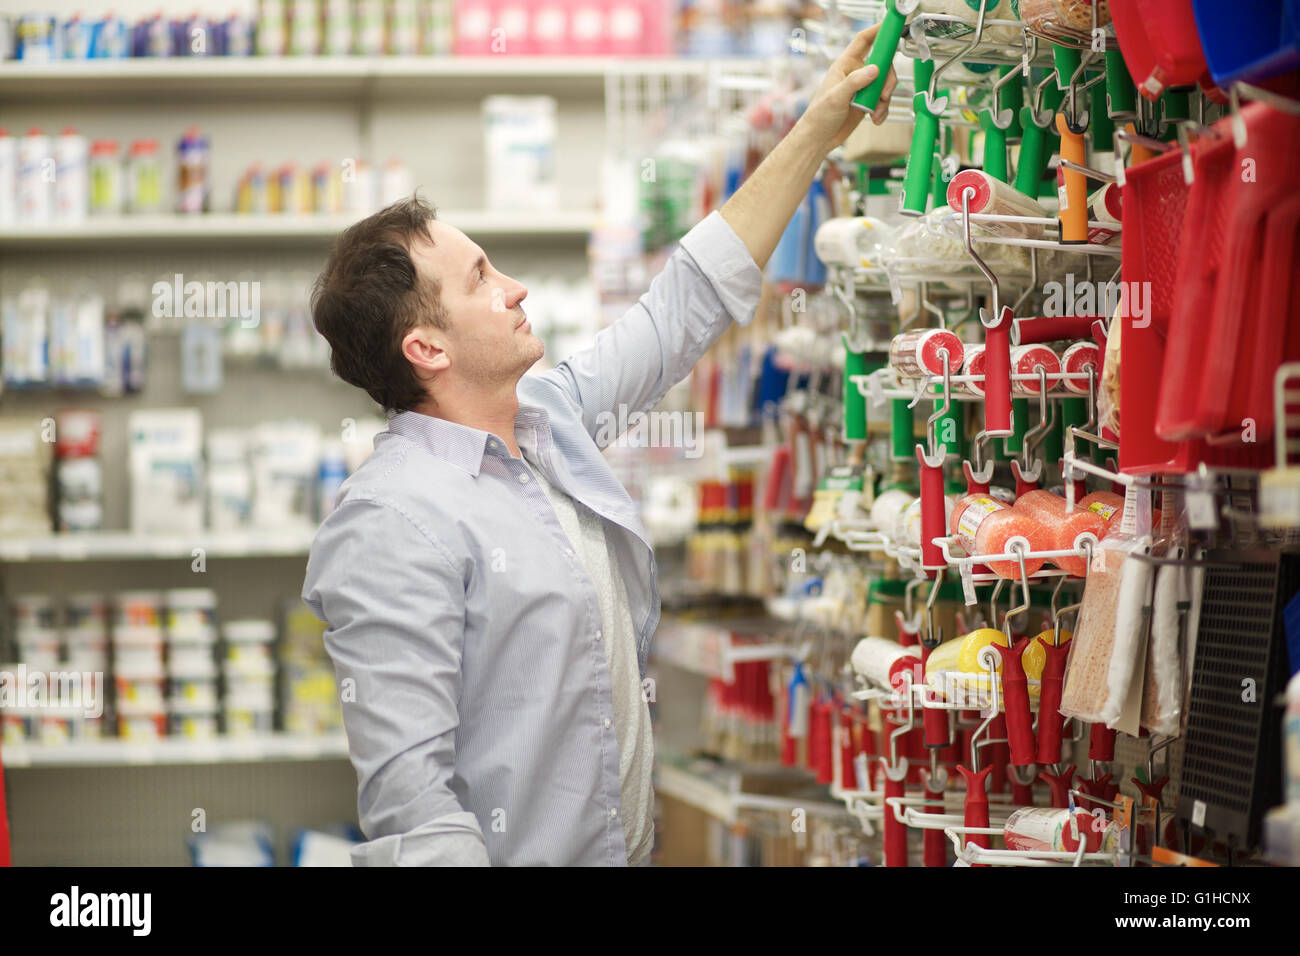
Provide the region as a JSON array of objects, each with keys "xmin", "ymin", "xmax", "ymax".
[
  {"xmin": 718, "ymin": 24, "xmax": 900, "ymax": 270},
  {"xmin": 798, "ymin": 24, "xmax": 900, "ymax": 153}
]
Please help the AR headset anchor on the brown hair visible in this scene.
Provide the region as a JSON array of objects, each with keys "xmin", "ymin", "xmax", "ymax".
[{"xmin": 311, "ymin": 194, "xmax": 448, "ymax": 412}]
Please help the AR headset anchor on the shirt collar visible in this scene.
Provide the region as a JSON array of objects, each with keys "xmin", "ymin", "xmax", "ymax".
[{"xmin": 386, "ymin": 403, "xmax": 551, "ymax": 477}]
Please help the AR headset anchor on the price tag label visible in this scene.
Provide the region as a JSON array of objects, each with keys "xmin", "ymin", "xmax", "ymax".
[
  {"xmin": 867, "ymin": 371, "xmax": 885, "ymax": 408},
  {"xmin": 1186, "ymin": 479, "xmax": 1218, "ymax": 531},
  {"xmin": 959, "ymin": 558, "xmax": 977, "ymax": 605}
]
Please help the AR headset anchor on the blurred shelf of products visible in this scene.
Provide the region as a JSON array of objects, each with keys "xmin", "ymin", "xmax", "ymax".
[{"xmin": 0, "ymin": 0, "xmax": 1298, "ymax": 877}]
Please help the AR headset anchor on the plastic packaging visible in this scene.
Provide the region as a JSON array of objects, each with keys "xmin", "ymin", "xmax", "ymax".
[
  {"xmin": 1003, "ymin": 806, "xmax": 1112, "ymax": 852},
  {"xmin": 813, "ymin": 216, "xmax": 895, "ymax": 269},
  {"xmin": 1088, "ymin": 183, "xmax": 1122, "ymax": 246},
  {"xmin": 1060, "ymin": 535, "xmax": 1154, "ymax": 727},
  {"xmin": 851, "ymin": 637, "xmax": 922, "ymax": 690},
  {"xmin": 951, "ymin": 494, "xmax": 1048, "ymax": 577},
  {"xmin": 890, "ymin": 328, "xmax": 965, "ymax": 380},
  {"xmin": 1059, "ymin": 341, "xmax": 1101, "ymax": 394},
  {"xmin": 947, "ymin": 169, "xmax": 1050, "ymax": 238},
  {"xmin": 127, "ymin": 139, "xmax": 162, "ymax": 214},
  {"xmin": 1021, "ymin": 0, "xmax": 1111, "ymax": 44},
  {"xmin": 1014, "ymin": 489, "xmax": 1105, "ymax": 576},
  {"xmin": 1009, "ymin": 343, "xmax": 1061, "ymax": 395},
  {"xmin": 1141, "ymin": 547, "xmax": 1193, "ymax": 734}
]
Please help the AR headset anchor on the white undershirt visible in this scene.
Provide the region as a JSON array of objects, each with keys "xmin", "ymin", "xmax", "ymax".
[{"xmin": 523, "ymin": 454, "xmax": 655, "ymax": 866}]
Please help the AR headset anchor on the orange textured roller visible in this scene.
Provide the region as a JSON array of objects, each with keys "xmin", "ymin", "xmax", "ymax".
[
  {"xmin": 952, "ymin": 494, "xmax": 1049, "ymax": 578},
  {"xmin": 1013, "ymin": 490, "xmax": 1105, "ymax": 577},
  {"xmin": 1079, "ymin": 490, "xmax": 1163, "ymax": 538}
]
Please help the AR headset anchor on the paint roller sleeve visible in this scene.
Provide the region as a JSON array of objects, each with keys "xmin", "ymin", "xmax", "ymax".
[
  {"xmin": 951, "ymin": 493, "xmax": 1049, "ymax": 578},
  {"xmin": 1014, "ymin": 489, "xmax": 1105, "ymax": 577}
]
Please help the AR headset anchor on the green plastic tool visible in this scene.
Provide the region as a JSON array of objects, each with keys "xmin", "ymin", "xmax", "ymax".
[
  {"xmin": 853, "ymin": 0, "xmax": 907, "ymax": 113},
  {"xmin": 1004, "ymin": 397, "xmax": 1030, "ymax": 456},
  {"xmin": 843, "ymin": 334, "xmax": 869, "ymax": 442},
  {"xmin": 1042, "ymin": 403, "xmax": 1064, "ymax": 464},
  {"xmin": 997, "ymin": 65, "xmax": 1024, "ymax": 140},
  {"xmin": 903, "ymin": 60, "xmax": 941, "ymax": 213},
  {"xmin": 1014, "ymin": 80, "xmax": 1062, "ymax": 198},
  {"xmin": 1104, "ymin": 48, "xmax": 1136, "ymax": 118},
  {"xmin": 979, "ymin": 108, "xmax": 1009, "ymax": 182},
  {"xmin": 891, "ymin": 398, "xmax": 914, "ymax": 461}
]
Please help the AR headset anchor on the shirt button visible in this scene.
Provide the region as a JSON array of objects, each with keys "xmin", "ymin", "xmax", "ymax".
[
  {"xmin": 518, "ymin": 473, "xmax": 530, "ymax": 483},
  {"xmin": 604, "ymin": 718, "xmax": 611, "ymax": 729}
]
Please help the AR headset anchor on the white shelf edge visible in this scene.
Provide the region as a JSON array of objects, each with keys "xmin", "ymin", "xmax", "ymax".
[
  {"xmin": 0, "ymin": 731, "xmax": 350, "ymax": 767},
  {"xmin": 0, "ymin": 529, "xmax": 318, "ymax": 562},
  {"xmin": 0, "ymin": 55, "xmax": 757, "ymax": 86},
  {"xmin": 0, "ymin": 210, "xmax": 597, "ymax": 244}
]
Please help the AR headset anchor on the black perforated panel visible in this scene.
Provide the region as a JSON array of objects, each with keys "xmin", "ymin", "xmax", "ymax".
[{"xmin": 1175, "ymin": 550, "xmax": 1299, "ymax": 850}]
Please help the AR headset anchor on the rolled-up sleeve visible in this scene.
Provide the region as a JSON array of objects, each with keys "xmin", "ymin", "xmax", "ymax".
[
  {"xmin": 540, "ymin": 210, "xmax": 763, "ymax": 446},
  {"xmin": 302, "ymin": 495, "xmax": 489, "ymax": 867}
]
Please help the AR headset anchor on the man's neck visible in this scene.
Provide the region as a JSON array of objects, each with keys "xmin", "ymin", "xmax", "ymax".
[{"xmin": 410, "ymin": 384, "xmax": 524, "ymax": 458}]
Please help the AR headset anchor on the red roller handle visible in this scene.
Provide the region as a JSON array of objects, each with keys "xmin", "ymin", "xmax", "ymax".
[
  {"xmin": 1133, "ymin": 776, "xmax": 1169, "ymax": 804},
  {"xmin": 921, "ymin": 644, "xmax": 952, "ymax": 749},
  {"xmin": 883, "ymin": 763, "xmax": 909, "ymax": 867},
  {"xmin": 963, "ymin": 460, "xmax": 991, "ymax": 495},
  {"xmin": 999, "ymin": 638, "xmax": 1037, "ymax": 766},
  {"xmin": 957, "ymin": 765, "xmax": 993, "ymax": 866},
  {"xmin": 1078, "ymin": 772, "xmax": 1113, "ymax": 812},
  {"xmin": 808, "ymin": 697, "xmax": 824, "ymax": 775},
  {"xmin": 988, "ymin": 714, "xmax": 1009, "ymax": 795},
  {"xmin": 983, "ymin": 306, "xmax": 1014, "ymax": 435},
  {"xmin": 1089, "ymin": 723, "xmax": 1116, "ymax": 762},
  {"xmin": 1011, "ymin": 772, "xmax": 1035, "ymax": 806},
  {"xmin": 818, "ymin": 700, "xmax": 836, "ymax": 785},
  {"xmin": 1039, "ymin": 764, "xmax": 1077, "ymax": 808},
  {"xmin": 1011, "ymin": 459, "xmax": 1040, "ymax": 498},
  {"xmin": 839, "ymin": 710, "xmax": 857, "ymax": 789},
  {"xmin": 916, "ymin": 445, "xmax": 947, "ymax": 571},
  {"xmin": 923, "ymin": 774, "xmax": 949, "ymax": 867},
  {"xmin": 1012, "ymin": 315, "xmax": 1101, "ymax": 344},
  {"xmin": 1035, "ymin": 637, "xmax": 1072, "ymax": 765},
  {"xmin": 762, "ymin": 443, "xmax": 792, "ymax": 513}
]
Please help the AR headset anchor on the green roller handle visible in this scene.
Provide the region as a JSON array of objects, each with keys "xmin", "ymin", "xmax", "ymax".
[
  {"xmin": 843, "ymin": 334, "xmax": 869, "ymax": 442},
  {"xmin": 1014, "ymin": 109, "xmax": 1049, "ymax": 197},
  {"xmin": 1004, "ymin": 397, "xmax": 1030, "ymax": 456},
  {"xmin": 1053, "ymin": 45, "xmax": 1082, "ymax": 91},
  {"xmin": 1061, "ymin": 397, "xmax": 1088, "ymax": 431},
  {"xmin": 903, "ymin": 91, "xmax": 941, "ymax": 213},
  {"xmin": 1104, "ymin": 48, "xmax": 1136, "ymax": 116},
  {"xmin": 1090, "ymin": 82, "xmax": 1115, "ymax": 153},
  {"xmin": 932, "ymin": 124, "xmax": 950, "ymax": 209},
  {"xmin": 852, "ymin": 0, "xmax": 907, "ymax": 113},
  {"xmin": 1042, "ymin": 402, "xmax": 1064, "ymax": 464},
  {"xmin": 980, "ymin": 109, "xmax": 1009, "ymax": 182},
  {"xmin": 1161, "ymin": 87, "xmax": 1191, "ymax": 132},
  {"xmin": 891, "ymin": 398, "xmax": 914, "ymax": 461},
  {"xmin": 935, "ymin": 388, "xmax": 966, "ymax": 461},
  {"xmin": 914, "ymin": 56, "xmax": 934, "ymax": 96},
  {"xmin": 997, "ymin": 66, "xmax": 1024, "ymax": 140}
]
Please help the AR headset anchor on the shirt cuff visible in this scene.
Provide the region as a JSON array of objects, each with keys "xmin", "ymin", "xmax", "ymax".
[{"xmin": 678, "ymin": 210, "xmax": 764, "ymax": 327}]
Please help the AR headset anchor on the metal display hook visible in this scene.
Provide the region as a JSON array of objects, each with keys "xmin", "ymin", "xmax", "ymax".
[
  {"xmin": 923, "ymin": 0, "xmax": 988, "ymax": 115},
  {"xmin": 989, "ymin": 56, "xmax": 1026, "ymax": 131},
  {"xmin": 960, "ymin": 186, "xmax": 1001, "ymax": 322},
  {"xmin": 1000, "ymin": 546, "xmax": 1033, "ymax": 638}
]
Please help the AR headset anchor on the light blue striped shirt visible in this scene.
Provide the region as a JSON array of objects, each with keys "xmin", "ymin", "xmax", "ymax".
[{"xmin": 302, "ymin": 211, "xmax": 762, "ymax": 866}]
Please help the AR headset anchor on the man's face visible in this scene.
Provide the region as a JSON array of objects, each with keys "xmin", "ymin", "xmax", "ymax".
[{"xmin": 412, "ymin": 220, "xmax": 543, "ymax": 388}]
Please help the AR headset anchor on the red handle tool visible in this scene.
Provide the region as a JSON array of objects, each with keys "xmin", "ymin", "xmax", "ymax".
[
  {"xmin": 1039, "ymin": 764, "xmax": 1078, "ymax": 809},
  {"xmin": 957, "ymin": 765, "xmax": 993, "ymax": 866},
  {"xmin": 999, "ymin": 638, "xmax": 1037, "ymax": 766},
  {"xmin": 1035, "ymin": 636, "xmax": 1072, "ymax": 765}
]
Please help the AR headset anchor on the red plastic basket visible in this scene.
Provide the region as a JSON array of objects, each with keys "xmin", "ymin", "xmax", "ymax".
[{"xmin": 1111, "ymin": 0, "xmax": 1211, "ymax": 99}]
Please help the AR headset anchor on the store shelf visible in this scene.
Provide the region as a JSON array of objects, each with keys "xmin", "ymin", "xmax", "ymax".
[
  {"xmin": 0, "ymin": 55, "xmax": 760, "ymax": 101},
  {"xmin": 0, "ymin": 529, "xmax": 317, "ymax": 562},
  {"xmin": 0, "ymin": 210, "xmax": 598, "ymax": 248},
  {"xmin": 0, "ymin": 732, "xmax": 349, "ymax": 768}
]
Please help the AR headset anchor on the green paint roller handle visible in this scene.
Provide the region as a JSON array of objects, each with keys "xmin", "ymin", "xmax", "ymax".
[
  {"xmin": 891, "ymin": 399, "xmax": 914, "ymax": 461},
  {"xmin": 903, "ymin": 93, "xmax": 940, "ymax": 213},
  {"xmin": 1014, "ymin": 109, "xmax": 1049, "ymax": 197},
  {"xmin": 1104, "ymin": 48, "xmax": 1136, "ymax": 116},
  {"xmin": 980, "ymin": 110, "xmax": 1009, "ymax": 183},
  {"xmin": 852, "ymin": 1, "xmax": 906, "ymax": 113}
]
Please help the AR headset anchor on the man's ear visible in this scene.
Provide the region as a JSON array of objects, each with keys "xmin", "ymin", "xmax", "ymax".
[{"xmin": 402, "ymin": 326, "xmax": 451, "ymax": 376}]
